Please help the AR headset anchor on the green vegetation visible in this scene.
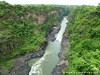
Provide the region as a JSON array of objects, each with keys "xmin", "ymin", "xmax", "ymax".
[
  {"xmin": 63, "ymin": 5, "xmax": 100, "ymax": 75},
  {"xmin": 0, "ymin": 1, "xmax": 68, "ymax": 67},
  {"xmin": 1, "ymin": 1, "xmax": 100, "ymax": 75}
]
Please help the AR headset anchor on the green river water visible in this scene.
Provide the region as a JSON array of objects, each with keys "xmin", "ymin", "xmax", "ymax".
[{"xmin": 29, "ymin": 18, "xmax": 68, "ymax": 75}]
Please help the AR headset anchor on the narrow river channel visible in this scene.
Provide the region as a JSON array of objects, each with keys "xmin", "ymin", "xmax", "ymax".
[{"xmin": 29, "ymin": 18, "xmax": 68, "ymax": 75}]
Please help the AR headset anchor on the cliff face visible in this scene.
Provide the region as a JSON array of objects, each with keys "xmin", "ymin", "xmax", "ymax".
[
  {"xmin": 38, "ymin": 14, "xmax": 46, "ymax": 24},
  {"xmin": 23, "ymin": 12, "xmax": 46, "ymax": 24},
  {"xmin": 23, "ymin": 10, "xmax": 59, "ymax": 24}
]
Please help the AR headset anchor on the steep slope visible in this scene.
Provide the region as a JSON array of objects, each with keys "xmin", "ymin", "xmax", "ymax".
[
  {"xmin": 63, "ymin": 5, "xmax": 100, "ymax": 75},
  {"xmin": 0, "ymin": 1, "xmax": 69, "ymax": 73}
]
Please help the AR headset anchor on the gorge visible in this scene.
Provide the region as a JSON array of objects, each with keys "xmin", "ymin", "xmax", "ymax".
[{"xmin": 0, "ymin": 1, "xmax": 100, "ymax": 75}]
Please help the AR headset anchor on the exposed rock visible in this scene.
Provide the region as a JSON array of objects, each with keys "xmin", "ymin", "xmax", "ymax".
[
  {"xmin": 47, "ymin": 25, "xmax": 61, "ymax": 41},
  {"xmin": 22, "ymin": 10, "xmax": 58, "ymax": 24},
  {"xmin": 52, "ymin": 64, "xmax": 66, "ymax": 75},
  {"xmin": 0, "ymin": 67, "xmax": 9, "ymax": 75},
  {"xmin": 7, "ymin": 41, "xmax": 47, "ymax": 75},
  {"xmin": 48, "ymin": 10, "xmax": 58, "ymax": 15},
  {"xmin": 0, "ymin": 38, "xmax": 3, "ymax": 43},
  {"xmin": 8, "ymin": 59, "xmax": 30, "ymax": 75},
  {"xmin": 38, "ymin": 14, "xmax": 46, "ymax": 24}
]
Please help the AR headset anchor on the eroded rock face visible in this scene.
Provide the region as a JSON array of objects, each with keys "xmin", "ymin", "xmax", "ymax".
[
  {"xmin": 25, "ymin": 10, "xmax": 58, "ymax": 24},
  {"xmin": 21, "ymin": 13, "xmax": 46, "ymax": 24},
  {"xmin": 0, "ymin": 42, "xmax": 47, "ymax": 75},
  {"xmin": 37, "ymin": 10, "xmax": 58, "ymax": 24},
  {"xmin": 7, "ymin": 41, "xmax": 47, "ymax": 75},
  {"xmin": 47, "ymin": 25, "xmax": 61, "ymax": 41},
  {"xmin": 8, "ymin": 59, "xmax": 30, "ymax": 75},
  {"xmin": 48, "ymin": 10, "xmax": 58, "ymax": 15},
  {"xmin": 38, "ymin": 14, "xmax": 46, "ymax": 24}
]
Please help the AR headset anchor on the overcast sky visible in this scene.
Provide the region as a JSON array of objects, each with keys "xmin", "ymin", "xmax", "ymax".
[{"xmin": 0, "ymin": 0, "xmax": 100, "ymax": 5}]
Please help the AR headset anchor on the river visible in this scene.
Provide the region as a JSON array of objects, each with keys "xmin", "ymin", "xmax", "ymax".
[{"xmin": 29, "ymin": 18, "xmax": 68, "ymax": 75}]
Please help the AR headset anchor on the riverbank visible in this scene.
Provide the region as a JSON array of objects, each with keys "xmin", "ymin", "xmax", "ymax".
[{"xmin": 0, "ymin": 25, "xmax": 61, "ymax": 75}]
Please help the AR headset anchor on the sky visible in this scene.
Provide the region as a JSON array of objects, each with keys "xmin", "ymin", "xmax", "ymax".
[{"xmin": 0, "ymin": 0, "xmax": 100, "ymax": 5}]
